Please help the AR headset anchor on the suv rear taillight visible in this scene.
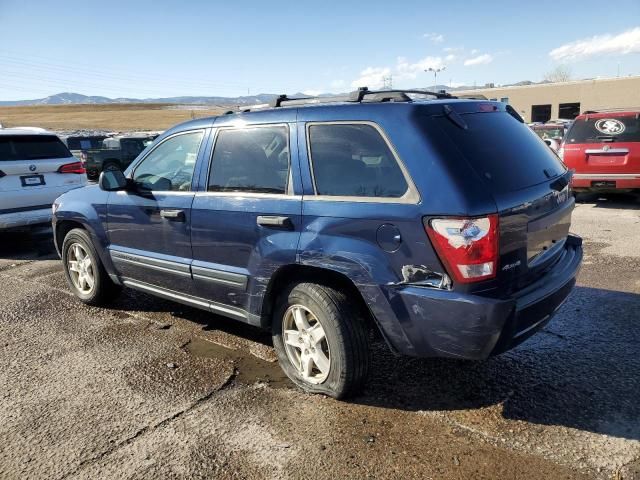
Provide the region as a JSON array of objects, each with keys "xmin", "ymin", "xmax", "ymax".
[
  {"xmin": 57, "ymin": 161, "xmax": 86, "ymax": 174},
  {"xmin": 424, "ymin": 215, "xmax": 499, "ymax": 284}
]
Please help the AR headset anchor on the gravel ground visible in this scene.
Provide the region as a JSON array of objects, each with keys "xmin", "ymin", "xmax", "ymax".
[{"xmin": 0, "ymin": 194, "xmax": 638, "ymax": 479}]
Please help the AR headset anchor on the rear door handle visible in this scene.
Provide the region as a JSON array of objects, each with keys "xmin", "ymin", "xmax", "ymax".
[
  {"xmin": 257, "ymin": 215, "xmax": 293, "ymax": 229},
  {"xmin": 160, "ymin": 209, "xmax": 185, "ymax": 221}
]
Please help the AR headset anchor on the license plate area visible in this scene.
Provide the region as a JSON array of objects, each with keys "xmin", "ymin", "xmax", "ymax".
[
  {"xmin": 527, "ymin": 197, "xmax": 573, "ymax": 266},
  {"xmin": 591, "ymin": 180, "xmax": 616, "ymax": 188},
  {"xmin": 20, "ymin": 175, "xmax": 45, "ymax": 187}
]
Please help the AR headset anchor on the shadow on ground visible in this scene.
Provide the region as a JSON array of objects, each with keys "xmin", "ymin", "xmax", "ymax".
[
  {"xmin": 115, "ymin": 283, "xmax": 640, "ymax": 442},
  {"xmin": 0, "ymin": 227, "xmax": 56, "ymax": 260}
]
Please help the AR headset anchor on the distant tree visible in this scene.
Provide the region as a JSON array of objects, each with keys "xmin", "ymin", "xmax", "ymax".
[{"xmin": 544, "ymin": 65, "xmax": 572, "ymax": 83}]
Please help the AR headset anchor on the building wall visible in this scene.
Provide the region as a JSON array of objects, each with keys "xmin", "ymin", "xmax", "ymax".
[{"xmin": 455, "ymin": 76, "xmax": 640, "ymax": 122}]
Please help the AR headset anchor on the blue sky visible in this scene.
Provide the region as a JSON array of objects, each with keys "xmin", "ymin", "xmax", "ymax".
[{"xmin": 0, "ymin": 0, "xmax": 639, "ymax": 100}]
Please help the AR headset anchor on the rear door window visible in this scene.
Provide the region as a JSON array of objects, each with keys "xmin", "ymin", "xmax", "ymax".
[
  {"xmin": 0, "ymin": 135, "xmax": 71, "ymax": 161},
  {"xmin": 308, "ymin": 123, "xmax": 409, "ymax": 198},
  {"xmin": 428, "ymin": 111, "xmax": 566, "ymax": 193},
  {"xmin": 565, "ymin": 115, "xmax": 640, "ymax": 143},
  {"xmin": 208, "ymin": 126, "xmax": 289, "ymax": 194}
]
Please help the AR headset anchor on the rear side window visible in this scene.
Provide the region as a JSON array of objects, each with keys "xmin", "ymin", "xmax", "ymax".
[
  {"xmin": 308, "ymin": 123, "xmax": 409, "ymax": 198},
  {"xmin": 0, "ymin": 135, "xmax": 71, "ymax": 161},
  {"xmin": 565, "ymin": 115, "xmax": 640, "ymax": 143},
  {"xmin": 208, "ymin": 126, "xmax": 289, "ymax": 194},
  {"xmin": 429, "ymin": 112, "xmax": 566, "ymax": 193}
]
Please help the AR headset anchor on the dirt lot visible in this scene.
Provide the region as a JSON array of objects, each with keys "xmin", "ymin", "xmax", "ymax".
[
  {"xmin": 0, "ymin": 195, "xmax": 639, "ymax": 479},
  {"xmin": 0, "ymin": 104, "xmax": 226, "ymax": 131}
]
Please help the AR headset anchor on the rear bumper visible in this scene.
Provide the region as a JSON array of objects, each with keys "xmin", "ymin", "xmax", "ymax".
[
  {"xmin": 0, "ymin": 207, "xmax": 52, "ymax": 230},
  {"xmin": 382, "ymin": 234, "xmax": 583, "ymax": 360},
  {"xmin": 572, "ymin": 173, "xmax": 640, "ymax": 191}
]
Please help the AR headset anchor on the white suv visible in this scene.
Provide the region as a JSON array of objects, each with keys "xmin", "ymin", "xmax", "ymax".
[{"xmin": 0, "ymin": 127, "xmax": 87, "ymax": 230}]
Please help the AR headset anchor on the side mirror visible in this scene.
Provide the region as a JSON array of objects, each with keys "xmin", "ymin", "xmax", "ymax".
[{"xmin": 98, "ymin": 169, "xmax": 128, "ymax": 191}]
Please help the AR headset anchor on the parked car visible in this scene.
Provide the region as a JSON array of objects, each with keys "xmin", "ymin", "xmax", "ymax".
[
  {"xmin": 62, "ymin": 135, "xmax": 108, "ymax": 160},
  {"xmin": 0, "ymin": 127, "xmax": 86, "ymax": 230},
  {"xmin": 82, "ymin": 135, "xmax": 156, "ymax": 180},
  {"xmin": 560, "ymin": 110, "xmax": 640, "ymax": 194},
  {"xmin": 530, "ymin": 122, "xmax": 569, "ymax": 152},
  {"xmin": 52, "ymin": 89, "xmax": 582, "ymax": 398}
]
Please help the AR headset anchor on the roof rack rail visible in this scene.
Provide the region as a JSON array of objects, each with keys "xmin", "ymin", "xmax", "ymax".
[{"xmin": 235, "ymin": 87, "xmax": 455, "ymax": 112}]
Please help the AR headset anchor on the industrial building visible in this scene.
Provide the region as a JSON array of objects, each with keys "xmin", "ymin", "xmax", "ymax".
[{"xmin": 455, "ymin": 75, "xmax": 640, "ymax": 123}]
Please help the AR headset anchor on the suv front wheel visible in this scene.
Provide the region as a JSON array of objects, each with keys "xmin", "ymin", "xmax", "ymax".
[
  {"xmin": 62, "ymin": 228, "xmax": 121, "ymax": 305},
  {"xmin": 272, "ymin": 282, "xmax": 370, "ymax": 399}
]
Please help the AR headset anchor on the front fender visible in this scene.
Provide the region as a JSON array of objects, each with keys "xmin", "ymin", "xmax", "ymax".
[{"xmin": 53, "ymin": 186, "xmax": 118, "ymax": 280}]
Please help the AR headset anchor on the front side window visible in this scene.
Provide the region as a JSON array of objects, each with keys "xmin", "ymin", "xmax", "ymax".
[
  {"xmin": 308, "ymin": 123, "xmax": 409, "ymax": 198},
  {"xmin": 208, "ymin": 126, "xmax": 289, "ymax": 194},
  {"xmin": 133, "ymin": 130, "xmax": 203, "ymax": 192}
]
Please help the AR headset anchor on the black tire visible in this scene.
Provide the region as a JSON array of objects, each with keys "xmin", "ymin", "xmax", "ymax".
[
  {"xmin": 61, "ymin": 228, "xmax": 121, "ymax": 306},
  {"xmin": 272, "ymin": 282, "xmax": 371, "ymax": 399}
]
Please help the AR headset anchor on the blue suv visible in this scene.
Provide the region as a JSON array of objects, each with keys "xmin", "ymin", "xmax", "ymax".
[{"xmin": 53, "ymin": 89, "xmax": 583, "ymax": 398}]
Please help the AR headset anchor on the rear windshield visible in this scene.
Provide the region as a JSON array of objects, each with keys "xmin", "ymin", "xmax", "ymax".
[
  {"xmin": 0, "ymin": 135, "xmax": 71, "ymax": 161},
  {"xmin": 565, "ymin": 115, "xmax": 640, "ymax": 144},
  {"xmin": 429, "ymin": 111, "xmax": 566, "ymax": 193}
]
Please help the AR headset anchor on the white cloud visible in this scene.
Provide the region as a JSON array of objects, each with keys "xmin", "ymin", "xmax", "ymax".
[
  {"xmin": 350, "ymin": 66, "xmax": 391, "ymax": 89},
  {"xmin": 464, "ymin": 53, "xmax": 493, "ymax": 66},
  {"xmin": 396, "ymin": 56, "xmax": 446, "ymax": 79},
  {"xmin": 445, "ymin": 54, "xmax": 457, "ymax": 62},
  {"xmin": 329, "ymin": 79, "xmax": 346, "ymax": 90},
  {"xmin": 549, "ymin": 27, "xmax": 640, "ymax": 61},
  {"xmin": 470, "ymin": 49, "xmax": 479, "ymax": 55},
  {"xmin": 423, "ymin": 32, "xmax": 444, "ymax": 43},
  {"xmin": 302, "ymin": 89, "xmax": 323, "ymax": 96},
  {"xmin": 443, "ymin": 46, "xmax": 464, "ymax": 53},
  {"xmin": 350, "ymin": 56, "xmax": 448, "ymax": 89}
]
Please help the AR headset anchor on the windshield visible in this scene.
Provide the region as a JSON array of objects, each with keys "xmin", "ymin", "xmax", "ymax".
[
  {"xmin": 565, "ymin": 115, "xmax": 640, "ymax": 143},
  {"xmin": 427, "ymin": 111, "xmax": 566, "ymax": 193},
  {"xmin": 0, "ymin": 135, "xmax": 72, "ymax": 161}
]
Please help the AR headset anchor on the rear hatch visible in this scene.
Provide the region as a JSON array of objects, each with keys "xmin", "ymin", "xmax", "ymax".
[
  {"xmin": 0, "ymin": 134, "xmax": 85, "ymax": 211},
  {"xmin": 423, "ymin": 102, "xmax": 573, "ymax": 294},
  {"xmin": 562, "ymin": 113, "xmax": 640, "ymax": 184}
]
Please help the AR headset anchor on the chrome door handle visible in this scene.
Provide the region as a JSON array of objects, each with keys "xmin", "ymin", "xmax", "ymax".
[
  {"xmin": 160, "ymin": 209, "xmax": 185, "ymax": 221},
  {"xmin": 257, "ymin": 215, "xmax": 293, "ymax": 229}
]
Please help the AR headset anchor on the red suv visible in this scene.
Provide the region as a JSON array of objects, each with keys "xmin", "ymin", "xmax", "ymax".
[{"xmin": 561, "ymin": 110, "xmax": 640, "ymax": 194}]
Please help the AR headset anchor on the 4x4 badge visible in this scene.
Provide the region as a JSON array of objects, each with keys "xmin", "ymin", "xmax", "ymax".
[{"xmin": 595, "ymin": 118, "xmax": 625, "ymax": 135}]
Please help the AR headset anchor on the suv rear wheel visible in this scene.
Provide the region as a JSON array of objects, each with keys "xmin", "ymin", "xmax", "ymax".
[
  {"xmin": 272, "ymin": 282, "xmax": 370, "ymax": 398},
  {"xmin": 62, "ymin": 228, "xmax": 121, "ymax": 305}
]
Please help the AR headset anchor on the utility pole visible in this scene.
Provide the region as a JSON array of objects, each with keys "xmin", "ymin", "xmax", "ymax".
[
  {"xmin": 425, "ymin": 66, "xmax": 446, "ymax": 88},
  {"xmin": 382, "ymin": 75, "xmax": 393, "ymax": 90}
]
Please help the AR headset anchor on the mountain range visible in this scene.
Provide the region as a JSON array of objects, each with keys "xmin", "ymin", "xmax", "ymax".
[
  {"xmin": 0, "ymin": 91, "xmax": 295, "ymax": 107},
  {"xmin": 0, "ymin": 84, "xmax": 490, "ymax": 107}
]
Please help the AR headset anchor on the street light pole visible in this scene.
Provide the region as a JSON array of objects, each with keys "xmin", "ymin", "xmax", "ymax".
[{"xmin": 425, "ymin": 66, "xmax": 446, "ymax": 88}]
